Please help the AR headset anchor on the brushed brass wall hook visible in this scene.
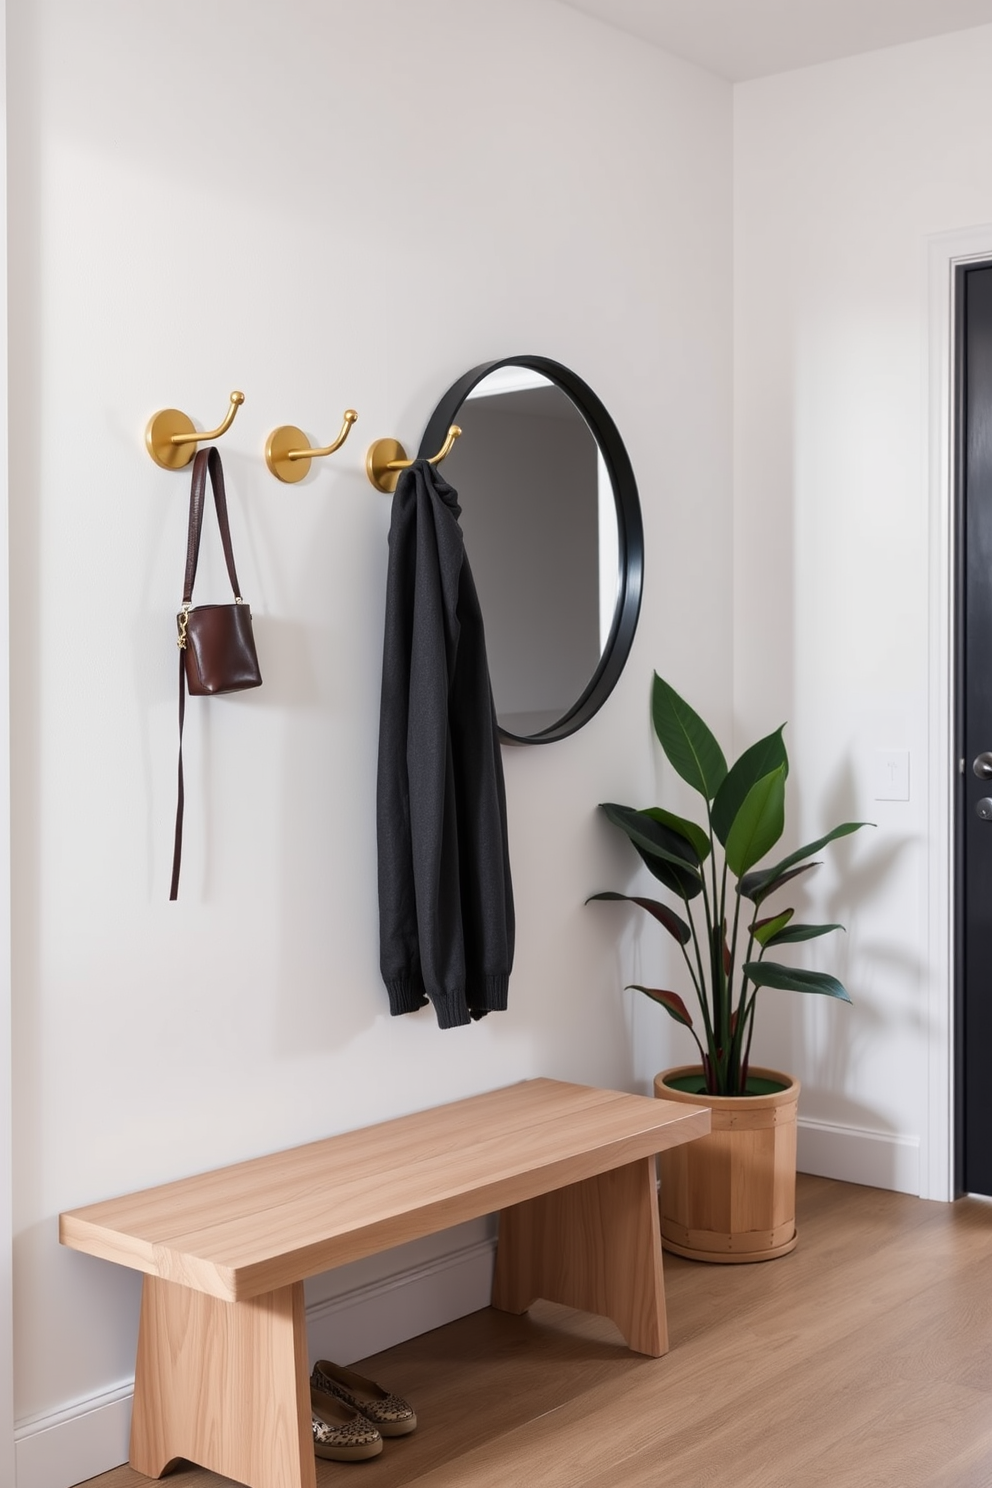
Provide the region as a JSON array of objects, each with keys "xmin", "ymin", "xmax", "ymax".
[
  {"xmin": 145, "ymin": 391, "xmax": 246, "ymax": 470},
  {"xmin": 265, "ymin": 409, "xmax": 359, "ymax": 484},
  {"xmin": 366, "ymin": 424, "xmax": 462, "ymax": 494}
]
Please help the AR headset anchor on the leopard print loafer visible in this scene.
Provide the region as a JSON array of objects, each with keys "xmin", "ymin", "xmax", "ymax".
[
  {"xmin": 311, "ymin": 1358, "xmax": 418, "ymax": 1437},
  {"xmin": 311, "ymin": 1387, "xmax": 383, "ymax": 1461}
]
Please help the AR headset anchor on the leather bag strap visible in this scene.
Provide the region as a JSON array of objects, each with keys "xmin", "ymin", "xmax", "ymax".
[
  {"xmin": 171, "ymin": 447, "xmax": 249, "ymax": 899},
  {"xmin": 174, "ymin": 445, "xmax": 240, "ymax": 899},
  {"xmin": 169, "ymin": 651, "xmax": 186, "ymax": 901},
  {"xmin": 183, "ymin": 445, "xmax": 244, "ymax": 605}
]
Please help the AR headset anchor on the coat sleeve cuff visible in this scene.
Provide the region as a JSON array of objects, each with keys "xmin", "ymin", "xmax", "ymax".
[{"xmin": 385, "ymin": 977, "xmax": 429, "ymax": 1016}]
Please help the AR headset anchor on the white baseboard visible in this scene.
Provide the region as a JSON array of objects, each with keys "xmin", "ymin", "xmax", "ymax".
[
  {"xmin": 304, "ymin": 1235, "xmax": 496, "ymax": 1369},
  {"xmin": 797, "ymin": 1116, "xmax": 921, "ymax": 1195},
  {"xmin": 14, "ymin": 1230, "xmax": 498, "ymax": 1488},
  {"xmin": 14, "ymin": 1382, "xmax": 133, "ymax": 1488}
]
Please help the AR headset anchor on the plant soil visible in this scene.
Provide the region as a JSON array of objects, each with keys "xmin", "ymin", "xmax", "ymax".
[{"xmin": 663, "ymin": 1072, "xmax": 789, "ymax": 1098}]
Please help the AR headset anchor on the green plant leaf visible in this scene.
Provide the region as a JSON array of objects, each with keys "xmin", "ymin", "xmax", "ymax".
[
  {"xmin": 586, "ymin": 892, "xmax": 692, "ymax": 945},
  {"xmin": 651, "ymin": 674, "xmax": 728, "ymax": 801},
  {"xmin": 599, "ymin": 803, "xmax": 704, "ymax": 900},
  {"xmin": 742, "ymin": 961, "xmax": 852, "ymax": 1003},
  {"xmin": 632, "ymin": 844, "xmax": 704, "ymax": 901},
  {"xmin": 763, "ymin": 922, "xmax": 844, "ymax": 946},
  {"xmin": 601, "ymin": 803, "xmax": 701, "ymax": 867},
  {"xmin": 724, "ymin": 766, "xmax": 787, "ymax": 878},
  {"xmin": 739, "ymin": 861, "xmax": 820, "ymax": 905},
  {"xmin": 711, "ymin": 726, "xmax": 789, "ymax": 846},
  {"xmin": 751, "ymin": 908, "xmax": 794, "ymax": 946},
  {"xmin": 740, "ymin": 821, "xmax": 871, "ymax": 902},
  {"xmin": 641, "ymin": 807, "xmax": 711, "ymax": 863},
  {"xmin": 627, "ymin": 985, "xmax": 694, "ymax": 1027}
]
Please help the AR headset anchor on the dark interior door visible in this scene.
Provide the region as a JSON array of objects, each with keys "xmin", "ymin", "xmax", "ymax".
[{"xmin": 957, "ymin": 261, "xmax": 992, "ymax": 1196}]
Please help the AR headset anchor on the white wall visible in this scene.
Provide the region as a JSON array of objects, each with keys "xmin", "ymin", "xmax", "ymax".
[
  {"xmin": 6, "ymin": 3, "xmax": 733, "ymax": 1482},
  {"xmin": 734, "ymin": 26, "xmax": 992, "ymax": 1199}
]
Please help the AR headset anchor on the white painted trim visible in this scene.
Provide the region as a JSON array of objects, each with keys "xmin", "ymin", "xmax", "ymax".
[
  {"xmin": 924, "ymin": 224, "xmax": 992, "ymax": 1202},
  {"xmin": 306, "ymin": 1236, "xmax": 495, "ymax": 1368},
  {"xmin": 797, "ymin": 1118, "xmax": 921, "ymax": 1196},
  {"xmin": 0, "ymin": 0, "xmax": 14, "ymax": 1480},
  {"xmin": 14, "ymin": 1383, "xmax": 133, "ymax": 1488},
  {"xmin": 12, "ymin": 1233, "xmax": 498, "ymax": 1488}
]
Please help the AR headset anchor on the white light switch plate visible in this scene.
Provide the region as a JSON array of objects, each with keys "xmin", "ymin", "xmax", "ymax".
[{"xmin": 875, "ymin": 749, "xmax": 910, "ymax": 800}]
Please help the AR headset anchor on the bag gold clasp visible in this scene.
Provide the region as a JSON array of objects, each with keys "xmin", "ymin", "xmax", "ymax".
[{"xmin": 177, "ymin": 604, "xmax": 190, "ymax": 650}]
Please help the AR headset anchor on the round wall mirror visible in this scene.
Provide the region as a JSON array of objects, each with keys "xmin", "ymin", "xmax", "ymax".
[{"xmin": 418, "ymin": 356, "xmax": 643, "ymax": 744}]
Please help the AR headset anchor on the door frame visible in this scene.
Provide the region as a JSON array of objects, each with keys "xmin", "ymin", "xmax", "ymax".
[
  {"xmin": 926, "ymin": 226, "xmax": 992, "ymax": 1202},
  {"xmin": 0, "ymin": 1, "xmax": 13, "ymax": 1476}
]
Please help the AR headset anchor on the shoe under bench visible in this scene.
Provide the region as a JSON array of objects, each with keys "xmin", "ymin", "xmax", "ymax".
[{"xmin": 59, "ymin": 1077, "xmax": 710, "ymax": 1488}]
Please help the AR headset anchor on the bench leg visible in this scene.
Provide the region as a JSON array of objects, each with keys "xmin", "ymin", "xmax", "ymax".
[
  {"xmin": 129, "ymin": 1274, "xmax": 315, "ymax": 1488},
  {"xmin": 491, "ymin": 1155, "xmax": 668, "ymax": 1357}
]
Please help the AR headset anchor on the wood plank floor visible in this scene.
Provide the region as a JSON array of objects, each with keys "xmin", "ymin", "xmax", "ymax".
[{"xmin": 76, "ymin": 1174, "xmax": 992, "ymax": 1488}]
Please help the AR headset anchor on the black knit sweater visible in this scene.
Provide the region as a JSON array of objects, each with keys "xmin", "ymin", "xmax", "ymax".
[{"xmin": 376, "ymin": 460, "xmax": 514, "ymax": 1029}]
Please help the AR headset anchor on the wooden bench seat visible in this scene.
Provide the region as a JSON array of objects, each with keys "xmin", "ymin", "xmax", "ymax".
[{"xmin": 60, "ymin": 1077, "xmax": 709, "ymax": 1488}]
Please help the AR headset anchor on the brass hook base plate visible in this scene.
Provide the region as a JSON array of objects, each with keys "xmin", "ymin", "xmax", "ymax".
[
  {"xmin": 266, "ymin": 425, "xmax": 310, "ymax": 484},
  {"xmin": 366, "ymin": 437, "xmax": 408, "ymax": 494},
  {"xmin": 146, "ymin": 408, "xmax": 198, "ymax": 470}
]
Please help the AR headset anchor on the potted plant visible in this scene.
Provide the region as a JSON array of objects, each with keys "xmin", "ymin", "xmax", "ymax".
[{"xmin": 589, "ymin": 674, "xmax": 869, "ymax": 1262}]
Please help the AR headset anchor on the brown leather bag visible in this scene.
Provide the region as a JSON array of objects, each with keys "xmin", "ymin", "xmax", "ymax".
[{"xmin": 170, "ymin": 446, "xmax": 262, "ymax": 899}]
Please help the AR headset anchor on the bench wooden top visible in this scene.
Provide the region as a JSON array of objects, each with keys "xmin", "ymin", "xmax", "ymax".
[{"xmin": 59, "ymin": 1078, "xmax": 709, "ymax": 1303}]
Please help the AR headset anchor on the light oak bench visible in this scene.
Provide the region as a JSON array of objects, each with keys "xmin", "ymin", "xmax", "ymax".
[{"xmin": 59, "ymin": 1077, "xmax": 709, "ymax": 1488}]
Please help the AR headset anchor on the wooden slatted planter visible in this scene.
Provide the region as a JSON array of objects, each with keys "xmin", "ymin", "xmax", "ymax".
[{"xmin": 654, "ymin": 1066, "xmax": 800, "ymax": 1263}]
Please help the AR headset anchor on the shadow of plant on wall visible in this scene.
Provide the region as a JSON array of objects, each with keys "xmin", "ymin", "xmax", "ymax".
[
  {"xmin": 588, "ymin": 674, "xmax": 873, "ymax": 1098},
  {"xmin": 789, "ymin": 755, "xmax": 927, "ymax": 1143}
]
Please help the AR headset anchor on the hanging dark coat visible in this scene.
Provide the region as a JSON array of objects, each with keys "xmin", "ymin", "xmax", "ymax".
[{"xmin": 376, "ymin": 460, "xmax": 514, "ymax": 1030}]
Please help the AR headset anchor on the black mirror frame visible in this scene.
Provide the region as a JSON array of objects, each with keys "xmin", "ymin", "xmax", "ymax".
[{"xmin": 419, "ymin": 355, "xmax": 644, "ymax": 745}]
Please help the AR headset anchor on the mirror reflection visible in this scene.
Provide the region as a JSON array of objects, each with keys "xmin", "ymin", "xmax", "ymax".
[{"xmin": 442, "ymin": 367, "xmax": 621, "ymax": 738}]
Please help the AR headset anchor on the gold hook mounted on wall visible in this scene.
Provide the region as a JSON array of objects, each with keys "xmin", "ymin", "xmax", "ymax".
[
  {"xmin": 145, "ymin": 391, "xmax": 245, "ymax": 470},
  {"xmin": 366, "ymin": 425, "xmax": 462, "ymax": 494},
  {"xmin": 265, "ymin": 409, "xmax": 359, "ymax": 484}
]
